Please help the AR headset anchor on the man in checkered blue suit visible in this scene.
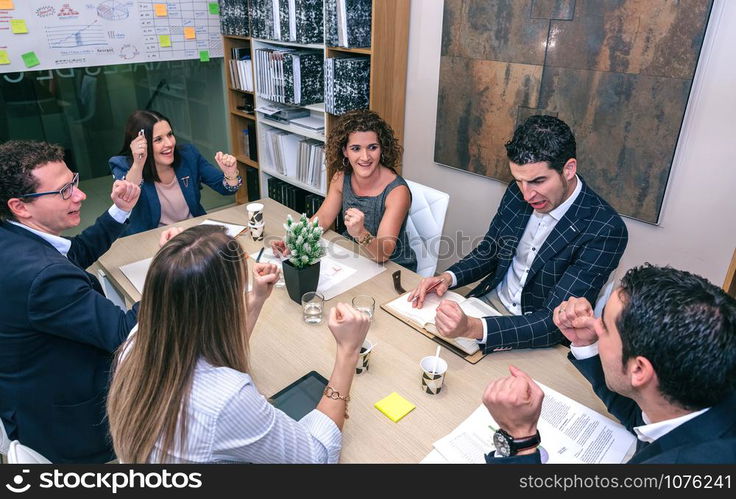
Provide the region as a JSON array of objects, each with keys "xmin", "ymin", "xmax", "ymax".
[{"xmin": 408, "ymin": 115, "xmax": 628, "ymax": 353}]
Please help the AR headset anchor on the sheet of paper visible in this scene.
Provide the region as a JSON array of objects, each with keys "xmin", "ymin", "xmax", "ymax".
[
  {"xmin": 199, "ymin": 219, "xmax": 247, "ymax": 238},
  {"xmin": 119, "ymin": 257, "xmax": 153, "ymax": 294},
  {"xmin": 432, "ymin": 383, "xmax": 637, "ymax": 464}
]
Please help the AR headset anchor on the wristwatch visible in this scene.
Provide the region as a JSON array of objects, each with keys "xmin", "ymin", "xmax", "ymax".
[{"xmin": 493, "ymin": 428, "xmax": 541, "ymax": 457}]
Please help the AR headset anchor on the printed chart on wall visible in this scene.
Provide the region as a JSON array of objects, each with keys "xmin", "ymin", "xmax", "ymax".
[{"xmin": 0, "ymin": 1, "xmax": 223, "ymax": 73}]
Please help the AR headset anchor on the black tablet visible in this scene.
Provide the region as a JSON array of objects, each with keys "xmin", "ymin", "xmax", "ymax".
[{"xmin": 268, "ymin": 371, "xmax": 328, "ymax": 421}]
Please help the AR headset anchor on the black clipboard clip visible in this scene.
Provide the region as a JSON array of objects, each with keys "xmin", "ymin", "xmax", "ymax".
[{"xmin": 392, "ymin": 270, "xmax": 406, "ymax": 294}]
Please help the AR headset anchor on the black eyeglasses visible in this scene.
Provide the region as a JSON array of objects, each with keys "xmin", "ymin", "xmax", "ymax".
[{"xmin": 18, "ymin": 172, "xmax": 80, "ymax": 201}]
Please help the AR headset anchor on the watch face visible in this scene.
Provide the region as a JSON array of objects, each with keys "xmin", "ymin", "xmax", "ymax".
[{"xmin": 493, "ymin": 431, "xmax": 511, "ymax": 457}]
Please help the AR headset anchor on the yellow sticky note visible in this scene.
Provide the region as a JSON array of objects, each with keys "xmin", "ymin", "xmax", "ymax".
[
  {"xmin": 0, "ymin": 50, "xmax": 9, "ymax": 65},
  {"xmin": 0, "ymin": 0, "xmax": 15, "ymax": 10},
  {"xmin": 154, "ymin": 3, "xmax": 167, "ymax": 16},
  {"xmin": 10, "ymin": 19, "xmax": 28, "ymax": 34},
  {"xmin": 159, "ymin": 35, "xmax": 171, "ymax": 48},
  {"xmin": 374, "ymin": 392, "xmax": 416, "ymax": 423},
  {"xmin": 21, "ymin": 51, "xmax": 39, "ymax": 68},
  {"xmin": 183, "ymin": 27, "xmax": 196, "ymax": 39}
]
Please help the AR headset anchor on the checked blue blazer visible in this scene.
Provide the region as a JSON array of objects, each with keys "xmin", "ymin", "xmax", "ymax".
[{"xmin": 446, "ymin": 178, "xmax": 627, "ymax": 353}]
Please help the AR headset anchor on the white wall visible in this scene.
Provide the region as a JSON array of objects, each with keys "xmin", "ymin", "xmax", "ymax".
[{"xmin": 402, "ymin": 0, "xmax": 736, "ymax": 285}]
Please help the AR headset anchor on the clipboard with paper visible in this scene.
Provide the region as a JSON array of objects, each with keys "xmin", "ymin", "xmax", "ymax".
[{"xmin": 382, "ymin": 291, "xmax": 502, "ymax": 364}]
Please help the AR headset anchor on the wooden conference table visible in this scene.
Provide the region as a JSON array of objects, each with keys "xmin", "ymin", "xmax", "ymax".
[{"xmin": 97, "ymin": 199, "xmax": 612, "ymax": 463}]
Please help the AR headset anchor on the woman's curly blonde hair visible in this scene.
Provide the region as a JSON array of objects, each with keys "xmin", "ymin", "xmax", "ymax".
[{"xmin": 326, "ymin": 109, "xmax": 403, "ymax": 177}]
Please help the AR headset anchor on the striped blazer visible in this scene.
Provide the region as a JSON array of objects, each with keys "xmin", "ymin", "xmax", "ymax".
[{"xmin": 447, "ymin": 178, "xmax": 628, "ymax": 353}]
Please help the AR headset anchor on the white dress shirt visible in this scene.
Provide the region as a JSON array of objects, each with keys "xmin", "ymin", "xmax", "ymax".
[
  {"xmin": 147, "ymin": 358, "xmax": 342, "ymax": 463},
  {"xmin": 570, "ymin": 343, "xmax": 710, "ymax": 445},
  {"xmin": 8, "ymin": 205, "xmax": 130, "ymax": 257}
]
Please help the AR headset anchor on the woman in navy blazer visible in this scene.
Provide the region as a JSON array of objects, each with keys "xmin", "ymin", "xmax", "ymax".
[{"xmin": 109, "ymin": 110, "xmax": 241, "ymax": 235}]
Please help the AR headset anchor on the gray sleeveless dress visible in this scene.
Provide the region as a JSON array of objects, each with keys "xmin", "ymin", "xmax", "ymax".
[{"xmin": 342, "ymin": 172, "xmax": 418, "ymax": 272}]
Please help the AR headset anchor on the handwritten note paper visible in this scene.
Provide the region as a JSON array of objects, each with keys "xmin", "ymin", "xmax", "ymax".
[
  {"xmin": 159, "ymin": 35, "xmax": 171, "ymax": 47},
  {"xmin": 21, "ymin": 51, "xmax": 39, "ymax": 68},
  {"xmin": 153, "ymin": 3, "xmax": 168, "ymax": 17},
  {"xmin": 183, "ymin": 27, "xmax": 196, "ymax": 39},
  {"xmin": 10, "ymin": 19, "xmax": 28, "ymax": 34}
]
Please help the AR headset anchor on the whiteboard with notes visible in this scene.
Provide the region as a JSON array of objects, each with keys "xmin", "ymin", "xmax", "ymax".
[{"xmin": 0, "ymin": 1, "xmax": 223, "ymax": 74}]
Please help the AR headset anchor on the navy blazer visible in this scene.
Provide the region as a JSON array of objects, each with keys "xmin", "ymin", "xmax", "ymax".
[
  {"xmin": 0, "ymin": 213, "xmax": 138, "ymax": 463},
  {"xmin": 486, "ymin": 355, "xmax": 736, "ymax": 464},
  {"xmin": 447, "ymin": 179, "xmax": 627, "ymax": 352},
  {"xmin": 109, "ymin": 144, "xmax": 237, "ymax": 236}
]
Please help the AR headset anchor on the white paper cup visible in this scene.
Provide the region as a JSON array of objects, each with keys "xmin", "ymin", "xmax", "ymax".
[
  {"xmin": 356, "ymin": 339, "xmax": 374, "ymax": 374},
  {"xmin": 420, "ymin": 355, "xmax": 448, "ymax": 394},
  {"xmin": 249, "ymin": 223, "xmax": 264, "ymax": 242},
  {"xmin": 246, "ymin": 202, "xmax": 264, "ymax": 226}
]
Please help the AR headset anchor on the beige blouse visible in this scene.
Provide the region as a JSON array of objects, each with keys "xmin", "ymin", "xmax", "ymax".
[{"xmin": 155, "ymin": 176, "xmax": 192, "ymax": 226}]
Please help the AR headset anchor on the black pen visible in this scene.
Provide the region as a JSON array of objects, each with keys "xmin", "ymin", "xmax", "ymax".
[{"xmin": 255, "ymin": 247, "xmax": 264, "ymax": 263}]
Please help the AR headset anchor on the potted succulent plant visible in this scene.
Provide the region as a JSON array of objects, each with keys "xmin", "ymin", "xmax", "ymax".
[{"xmin": 281, "ymin": 214, "xmax": 325, "ymax": 303}]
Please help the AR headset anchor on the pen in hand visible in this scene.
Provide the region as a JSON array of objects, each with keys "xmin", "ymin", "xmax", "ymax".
[
  {"xmin": 256, "ymin": 247, "xmax": 264, "ymax": 263},
  {"xmin": 137, "ymin": 129, "xmax": 145, "ymax": 160},
  {"xmin": 410, "ymin": 279, "xmax": 442, "ymax": 303}
]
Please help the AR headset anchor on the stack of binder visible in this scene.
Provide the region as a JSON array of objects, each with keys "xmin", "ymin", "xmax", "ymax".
[
  {"xmin": 325, "ymin": 56, "xmax": 370, "ymax": 115},
  {"xmin": 255, "ymin": 47, "xmax": 324, "ymax": 106},
  {"xmin": 229, "ymin": 47, "xmax": 254, "ymax": 92},
  {"xmin": 250, "ymin": 0, "xmax": 323, "ymax": 44},
  {"xmin": 267, "ymin": 177, "xmax": 307, "ymax": 212},
  {"xmin": 218, "ymin": 0, "xmax": 250, "ymax": 37},
  {"xmin": 325, "ymin": 0, "xmax": 372, "ymax": 48}
]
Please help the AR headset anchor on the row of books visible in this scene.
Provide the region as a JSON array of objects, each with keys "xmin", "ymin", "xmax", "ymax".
[
  {"xmin": 261, "ymin": 126, "xmax": 326, "ymax": 191},
  {"xmin": 325, "ymin": 0, "xmax": 372, "ymax": 48},
  {"xmin": 254, "ymin": 47, "xmax": 324, "ymax": 106},
  {"xmin": 325, "ymin": 55, "xmax": 370, "ymax": 115},
  {"xmin": 229, "ymin": 47, "xmax": 254, "ymax": 92},
  {"xmin": 250, "ymin": 0, "xmax": 324, "ymax": 44},
  {"xmin": 218, "ymin": 0, "xmax": 250, "ymax": 37}
]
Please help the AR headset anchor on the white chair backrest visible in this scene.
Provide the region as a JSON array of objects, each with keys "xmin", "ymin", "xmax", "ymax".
[
  {"xmin": 7, "ymin": 440, "xmax": 52, "ymax": 464},
  {"xmin": 98, "ymin": 268, "xmax": 126, "ymax": 310},
  {"xmin": 0, "ymin": 417, "xmax": 9, "ymax": 455},
  {"xmin": 404, "ymin": 180, "xmax": 450, "ymax": 278},
  {"xmin": 594, "ymin": 271, "xmax": 618, "ymax": 318}
]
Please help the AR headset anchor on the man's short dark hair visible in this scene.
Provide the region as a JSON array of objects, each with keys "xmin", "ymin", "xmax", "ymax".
[
  {"xmin": 616, "ymin": 264, "xmax": 736, "ymax": 410},
  {"xmin": 505, "ymin": 115, "xmax": 576, "ymax": 173},
  {"xmin": 0, "ymin": 140, "xmax": 66, "ymax": 222}
]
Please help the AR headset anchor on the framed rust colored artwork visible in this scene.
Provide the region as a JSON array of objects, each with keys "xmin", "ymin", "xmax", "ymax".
[{"xmin": 435, "ymin": 0, "xmax": 713, "ymax": 223}]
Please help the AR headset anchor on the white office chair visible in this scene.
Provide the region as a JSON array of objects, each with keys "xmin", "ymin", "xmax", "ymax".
[
  {"xmin": 593, "ymin": 271, "xmax": 618, "ymax": 318},
  {"xmin": 404, "ymin": 180, "xmax": 450, "ymax": 278},
  {"xmin": 6, "ymin": 440, "xmax": 52, "ymax": 464},
  {"xmin": 97, "ymin": 268, "xmax": 127, "ymax": 310}
]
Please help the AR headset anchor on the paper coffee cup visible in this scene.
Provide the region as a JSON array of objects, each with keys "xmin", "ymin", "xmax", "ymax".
[
  {"xmin": 420, "ymin": 355, "xmax": 448, "ymax": 395},
  {"xmin": 246, "ymin": 202, "xmax": 264, "ymax": 226},
  {"xmin": 249, "ymin": 223, "xmax": 264, "ymax": 242},
  {"xmin": 356, "ymin": 339, "xmax": 374, "ymax": 374}
]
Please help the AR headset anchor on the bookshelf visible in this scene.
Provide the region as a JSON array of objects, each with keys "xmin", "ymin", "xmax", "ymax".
[{"xmin": 220, "ymin": 0, "xmax": 411, "ymax": 210}]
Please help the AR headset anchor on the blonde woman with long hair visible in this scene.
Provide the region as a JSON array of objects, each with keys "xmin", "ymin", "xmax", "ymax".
[{"xmin": 107, "ymin": 225, "xmax": 369, "ymax": 463}]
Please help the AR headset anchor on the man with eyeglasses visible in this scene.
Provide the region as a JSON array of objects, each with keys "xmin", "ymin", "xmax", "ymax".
[{"xmin": 0, "ymin": 140, "xmax": 141, "ymax": 463}]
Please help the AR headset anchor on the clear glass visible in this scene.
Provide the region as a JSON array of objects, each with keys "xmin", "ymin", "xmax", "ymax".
[
  {"xmin": 352, "ymin": 295, "xmax": 375, "ymax": 321},
  {"xmin": 301, "ymin": 291, "xmax": 324, "ymax": 324}
]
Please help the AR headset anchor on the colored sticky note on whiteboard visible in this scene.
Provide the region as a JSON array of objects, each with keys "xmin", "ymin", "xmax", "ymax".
[
  {"xmin": 159, "ymin": 35, "xmax": 171, "ymax": 47},
  {"xmin": 0, "ymin": 50, "xmax": 10, "ymax": 65},
  {"xmin": 199, "ymin": 50, "xmax": 210, "ymax": 62},
  {"xmin": 208, "ymin": 2, "xmax": 219, "ymax": 15},
  {"xmin": 183, "ymin": 27, "xmax": 196, "ymax": 39},
  {"xmin": 154, "ymin": 3, "xmax": 167, "ymax": 16},
  {"xmin": 21, "ymin": 51, "xmax": 40, "ymax": 68},
  {"xmin": 0, "ymin": 1, "xmax": 15, "ymax": 10},
  {"xmin": 10, "ymin": 19, "xmax": 28, "ymax": 34}
]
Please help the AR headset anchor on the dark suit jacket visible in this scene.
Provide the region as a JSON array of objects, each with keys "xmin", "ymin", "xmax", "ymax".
[
  {"xmin": 109, "ymin": 144, "xmax": 237, "ymax": 236},
  {"xmin": 0, "ymin": 213, "xmax": 138, "ymax": 463},
  {"xmin": 446, "ymin": 179, "xmax": 627, "ymax": 352},
  {"xmin": 486, "ymin": 354, "xmax": 736, "ymax": 464}
]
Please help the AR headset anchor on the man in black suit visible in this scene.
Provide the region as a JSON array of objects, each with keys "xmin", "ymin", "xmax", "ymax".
[
  {"xmin": 409, "ymin": 115, "xmax": 628, "ymax": 352},
  {"xmin": 483, "ymin": 264, "xmax": 736, "ymax": 463},
  {"xmin": 0, "ymin": 140, "xmax": 142, "ymax": 463}
]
